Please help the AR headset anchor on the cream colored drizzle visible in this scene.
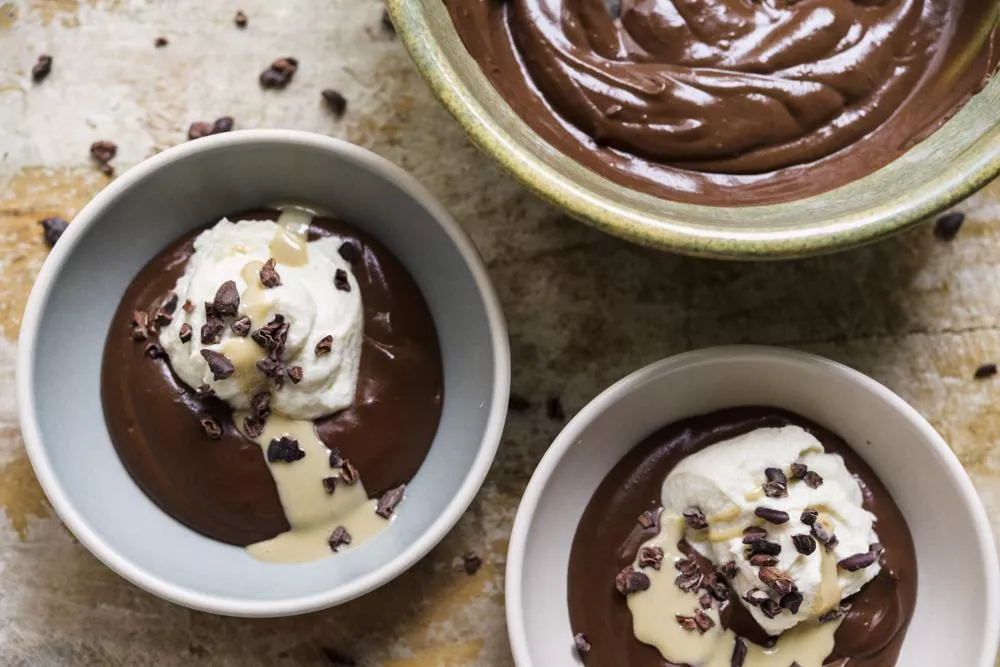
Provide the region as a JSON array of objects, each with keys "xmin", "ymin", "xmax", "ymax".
[
  {"xmin": 239, "ymin": 413, "xmax": 388, "ymax": 563},
  {"xmin": 813, "ymin": 547, "xmax": 841, "ymax": 615},
  {"xmin": 627, "ymin": 512, "xmax": 842, "ymax": 667},
  {"xmin": 270, "ymin": 208, "xmax": 311, "ymax": 266}
]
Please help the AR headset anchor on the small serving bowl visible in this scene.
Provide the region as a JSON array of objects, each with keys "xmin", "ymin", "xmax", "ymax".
[
  {"xmin": 16, "ymin": 130, "xmax": 509, "ymax": 617},
  {"xmin": 389, "ymin": 0, "xmax": 1000, "ymax": 259},
  {"xmin": 506, "ymin": 346, "xmax": 999, "ymax": 666}
]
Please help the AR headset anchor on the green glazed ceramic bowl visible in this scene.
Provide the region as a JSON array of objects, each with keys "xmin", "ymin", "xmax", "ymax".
[{"xmin": 388, "ymin": 1, "xmax": 1000, "ymax": 259}]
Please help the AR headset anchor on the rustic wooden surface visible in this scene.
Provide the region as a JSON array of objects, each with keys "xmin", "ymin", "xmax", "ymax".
[{"xmin": 1, "ymin": 1, "xmax": 998, "ymax": 665}]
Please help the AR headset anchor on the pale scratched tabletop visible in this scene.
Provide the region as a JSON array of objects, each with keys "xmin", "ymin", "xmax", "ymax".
[{"xmin": 1, "ymin": 1, "xmax": 999, "ymax": 665}]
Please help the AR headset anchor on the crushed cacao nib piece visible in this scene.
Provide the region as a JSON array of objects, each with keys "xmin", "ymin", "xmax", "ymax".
[
  {"xmin": 187, "ymin": 122, "xmax": 212, "ymax": 140},
  {"xmin": 720, "ymin": 561, "xmax": 738, "ymax": 578},
  {"xmin": 800, "ymin": 508, "xmax": 819, "ymax": 525},
  {"xmin": 213, "ymin": 280, "xmax": 240, "ymax": 316},
  {"xmin": 328, "ymin": 525, "xmax": 352, "ymax": 552},
  {"xmin": 381, "ymin": 7, "xmax": 395, "ymax": 35},
  {"xmin": 154, "ymin": 36, "xmax": 168, "ymax": 48},
  {"xmin": 803, "ymin": 471, "xmax": 823, "ymax": 488},
  {"xmin": 754, "ymin": 507, "xmax": 790, "ymax": 524},
  {"xmin": 790, "ymin": 462, "xmax": 808, "ymax": 480},
  {"xmin": 675, "ymin": 558, "xmax": 699, "ymax": 575},
  {"xmin": 682, "ymin": 507, "xmax": 708, "ymax": 530},
  {"xmin": 340, "ymin": 459, "xmax": 359, "ymax": 484},
  {"xmin": 286, "ymin": 365, "xmax": 304, "ymax": 383},
  {"xmin": 742, "ymin": 587, "xmax": 769, "ymax": 606},
  {"xmin": 179, "ymin": 323, "xmax": 193, "ymax": 343},
  {"xmin": 259, "ymin": 258, "xmax": 281, "ymax": 287},
  {"xmin": 780, "ymin": 591, "xmax": 804, "ymax": 614},
  {"xmin": 811, "ymin": 522, "xmax": 837, "ymax": 550},
  {"xmin": 693, "ymin": 609, "xmax": 714, "ymax": 633},
  {"xmin": 462, "ymin": 551, "xmax": 483, "ymax": 575},
  {"xmin": 838, "ymin": 551, "xmax": 877, "ymax": 571},
  {"xmin": 764, "ymin": 467, "xmax": 787, "ymax": 486},
  {"xmin": 759, "ymin": 598, "xmax": 781, "ymax": 619},
  {"xmin": 758, "ymin": 567, "xmax": 796, "ymax": 595},
  {"xmin": 742, "ymin": 526, "xmax": 768, "ymax": 543},
  {"xmin": 747, "ymin": 540, "xmax": 781, "ymax": 557},
  {"xmin": 154, "ymin": 309, "xmax": 173, "ymax": 326},
  {"xmin": 749, "ymin": 554, "xmax": 779, "ymax": 567},
  {"xmin": 546, "ymin": 395, "xmax": 565, "ymax": 421},
  {"xmin": 315, "ymin": 335, "xmax": 334, "ymax": 356},
  {"xmin": 637, "ymin": 510, "xmax": 657, "ymax": 529},
  {"xmin": 130, "ymin": 310, "xmax": 150, "ymax": 341},
  {"xmin": 182, "ymin": 299, "xmax": 195, "ymax": 313},
  {"xmin": 256, "ymin": 356, "xmax": 286, "ymax": 384},
  {"xmin": 328, "ymin": 447, "xmax": 343, "ymax": 468},
  {"xmin": 250, "ymin": 390, "xmax": 271, "ymax": 419},
  {"xmin": 200, "ymin": 318, "xmax": 224, "ymax": 345},
  {"xmin": 731, "ymin": 636, "xmax": 748, "ymax": 667},
  {"xmin": 40, "ymin": 216, "xmax": 68, "ymax": 246},
  {"xmin": 870, "ymin": 542, "xmax": 885, "ymax": 556},
  {"xmin": 231, "ymin": 316, "xmax": 252, "ymax": 337},
  {"xmin": 259, "ymin": 57, "xmax": 298, "ymax": 89},
  {"xmin": 195, "ymin": 384, "xmax": 215, "ymax": 399},
  {"xmin": 160, "ymin": 292, "xmax": 178, "ymax": 314},
  {"xmin": 199, "ymin": 416, "xmax": 223, "ymax": 439},
  {"xmin": 674, "ymin": 571, "xmax": 702, "ymax": 593},
  {"xmin": 819, "ymin": 604, "xmax": 849, "ymax": 623},
  {"xmin": 212, "ymin": 116, "xmax": 234, "ymax": 134},
  {"xmin": 616, "ymin": 567, "xmax": 651, "ymax": 595},
  {"xmin": 322, "ymin": 476, "xmax": 339, "ymax": 495},
  {"xmin": 201, "ymin": 349, "xmax": 234, "ymax": 380},
  {"xmin": 338, "ymin": 240, "xmax": 361, "ymax": 264},
  {"xmin": 234, "ymin": 10, "xmax": 248, "ymax": 28},
  {"xmin": 376, "ymin": 484, "xmax": 405, "ymax": 518},
  {"xmin": 508, "ymin": 393, "xmax": 531, "ymax": 412},
  {"xmin": 322, "ymin": 89, "xmax": 348, "ymax": 118},
  {"xmin": 762, "ymin": 479, "xmax": 787, "ymax": 498},
  {"xmin": 144, "ymin": 342, "xmax": 165, "ymax": 359},
  {"xmin": 243, "ymin": 415, "xmax": 265, "ymax": 438},
  {"xmin": 573, "ymin": 633, "xmax": 590, "ymax": 658},
  {"xmin": 934, "ymin": 211, "xmax": 964, "ymax": 241},
  {"xmin": 638, "ymin": 546, "xmax": 664, "ymax": 570},
  {"xmin": 32, "ymin": 54, "xmax": 53, "ymax": 82},
  {"xmin": 252, "ymin": 314, "xmax": 289, "ymax": 352},
  {"xmin": 675, "ymin": 614, "xmax": 699, "ymax": 632},
  {"xmin": 974, "ymin": 363, "xmax": 998, "ymax": 379},
  {"xmin": 704, "ymin": 572, "xmax": 730, "ymax": 600},
  {"xmin": 792, "ymin": 534, "xmax": 816, "ymax": 555},
  {"xmin": 267, "ymin": 436, "xmax": 305, "ymax": 463},
  {"xmin": 699, "ymin": 593, "xmax": 713, "ymax": 609},
  {"xmin": 90, "ymin": 140, "xmax": 117, "ymax": 164},
  {"xmin": 334, "ymin": 268, "xmax": 351, "ymax": 292}
]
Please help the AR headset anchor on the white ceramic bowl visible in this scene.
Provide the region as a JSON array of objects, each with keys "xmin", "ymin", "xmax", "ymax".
[
  {"xmin": 506, "ymin": 346, "xmax": 999, "ymax": 666},
  {"xmin": 17, "ymin": 130, "xmax": 509, "ymax": 617}
]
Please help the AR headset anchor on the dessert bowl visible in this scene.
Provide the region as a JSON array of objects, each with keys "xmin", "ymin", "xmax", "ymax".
[
  {"xmin": 16, "ymin": 129, "xmax": 510, "ymax": 616},
  {"xmin": 389, "ymin": 1, "xmax": 1000, "ymax": 259},
  {"xmin": 506, "ymin": 346, "xmax": 999, "ymax": 666}
]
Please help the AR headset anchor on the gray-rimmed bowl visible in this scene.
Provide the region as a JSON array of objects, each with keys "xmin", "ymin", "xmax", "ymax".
[
  {"xmin": 389, "ymin": 1, "xmax": 1000, "ymax": 259},
  {"xmin": 16, "ymin": 129, "xmax": 510, "ymax": 617}
]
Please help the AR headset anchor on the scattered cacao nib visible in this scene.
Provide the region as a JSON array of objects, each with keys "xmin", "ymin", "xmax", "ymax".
[
  {"xmin": 182, "ymin": 299, "xmax": 195, "ymax": 313},
  {"xmin": 638, "ymin": 546, "xmax": 664, "ymax": 570},
  {"xmin": 315, "ymin": 335, "xmax": 334, "ymax": 356},
  {"xmin": 130, "ymin": 310, "xmax": 150, "ymax": 341},
  {"xmin": 234, "ymin": 10, "xmax": 248, "ymax": 28},
  {"xmin": 792, "ymin": 534, "xmax": 816, "ymax": 555},
  {"xmin": 791, "ymin": 662, "xmax": 802, "ymax": 667},
  {"xmin": 720, "ymin": 561, "xmax": 738, "ymax": 578},
  {"xmin": 322, "ymin": 477, "xmax": 339, "ymax": 495},
  {"xmin": 160, "ymin": 292, "xmax": 178, "ymax": 314},
  {"xmin": 381, "ymin": 8, "xmax": 395, "ymax": 35},
  {"xmin": 508, "ymin": 393, "xmax": 531, "ymax": 412},
  {"xmin": 870, "ymin": 542, "xmax": 885, "ymax": 556},
  {"xmin": 286, "ymin": 365, "xmax": 304, "ymax": 384},
  {"xmin": 674, "ymin": 571, "xmax": 702, "ymax": 593},
  {"xmin": 179, "ymin": 323, "xmax": 193, "ymax": 343},
  {"xmin": 39, "ymin": 216, "xmax": 68, "ymax": 246},
  {"xmin": 154, "ymin": 309, "xmax": 173, "ymax": 326},
  {"xmin": 699, "ymin": 593, "xmax": 713, "ymax": 609},
  {"xmin": 616, "ymin": 567, "xmax": 651, "ymax": 595},
  {"xmin": 259, "ymin": 57, "xmax": 298, "ymax": 89},
  {"xmin": 573, "ymin": 633, "xmax": 591, "ymax": 659},
  {"xmin": 742, "ymin": 526, "xmax": 768, "ymax": 543},
  {"xmin": 328, "ymin": 525, "xmax": 352, "ymax": 552},
  {"xmin": 790, "ymin": 462, "xmax": 808, "ymax": 480},
  {"xmin": 252, "ymin": 314, "xmax": 289, "ymax": 352},
  {"xmin": 693, "ymin": 609, "xmax": 714, "ymax": 633},
  {"xmin": 200, "ymin": 349, "xmax": 234, "ymax": 380},
  {"xmin": 322, "ymin": 89, "xmax": 348, "ymax": 118},
  {"xmin": 742, "ymin": 587, "xmax": 769, "ymax": 606},
  {"xmin": 90, "ymin": 140, "xmax": 117, "ymax": 164},
  {"xmin": 682, "ymin": 507, "xmax": 708, "ymax": 530},
  {"xmin": 340, "ymin": 459, "xmax": 359, "ymax": 484},
  {"xmin": 334, "ymin": 268, "xmax": 351, "ymax": 292},
  {"xmin": 463, "ymin": 551, "xmax": 483, "ymax": 575},
  {"xmin": 376, "ymin": 484, "xmax": 405, "ymax": 518},
  {"xmin": 758, "ymin": 567, "xmax": 796, "ymax": 595},
  {"xmin": 749, "ymin": 554, "xmax": 779, "ymax": 567},
  {"xmin": 32, "ymin": 54, "xmax": 53, "ymax": 82},
  {"xmin": 187, "ymin": 122, "xmax": 212, "ymax": 141},
  {"xmin": 231, "ymin": 316, "xmax": 251, "ymax": 337},
  {"xmin": 338, "ymin": 241, "xmax": 361, "ymax": 264},
  {"xmin": 212, "ymin": 116, "xmax": 234, "ymax": 134},
  {"xmin": 267, "ymin": 436, "xmax": 305, "ymax": 463},
  {"xmin": 703, "ymin": 572, "xmax": 730, "ymax": 600},
  {"xmin": 780, "ymin": 591, "xmax": 804, "ymax": 614},
  {"xmin": 213, "ymin": 280, "xmax": 240, "ymax": 316},
  {"xmin": 764, "ymin": 467, "xmax": 787, "ymax": 486},
  {"xmin": 259, "ymin": 258, "xmax": 282, "ymax": 288},
  {"xmin": 759, "ymin": 598, "xmax": 781, "ymax": 618},
  {"xmin": 195, "ymin": 384, "xmax": 215, "ymax": 399},
  {"xmin": 256, "ymin": 356, "xmax": 286, "ymax": 384},
  {"xmin": 838, "ymin": 551, "xmax": 877, "ymax": 572},
  {"xmin": 803, "ymin": 470, "xmax": 823, "ymax": 488},
  {"xmin": 675, "ymin": 614, "xmax": 699, "ymax": 632},
  {"xmin": 800, "ymin": 508, "xmax": 818, "ymax": 525},
  {"xmin": 250, "ymin": 390, "xmax": 271, "ymax": 419},
  {"xmin": 154, "ymin": 36, "xmax": 168, "ymax": 48},
  {"xmin": 819, "ymin": 605, "xmax": 846, "ymax": 623},
  {"xmin": 546, "ymin": 395, "xmax": 565, "ymax": 421},
  {"xmin": 200, "ymin": 416, "xmax": 223, "ymax": 439},
  {"xmin": 747, "ymin": 539, "xmax": 781, "ymax": 557},
  {"xmin": 637, "ymin": 510, "xmax": 657, "ymax": 529},
  {"xmin": 934, "ymin": 211, "xmax": 964, "ymax": 241},
  {"xmin": 974, "ymin": 363, "xmax": 998, "ymax": 379},
  {"xmin": 810, "ymin": 522, "xmax": 837, "ymax": 550},
  {"xmin": 243, "ymin": 415, "xmax": 264, "ymax": 438},
  {"xmin": 144, "ymin": 342, "xmax": 165, "ymax": 359},
  {"xmin": 731, "ymin": 636, "xmax": 748, "ymax": 667},
  {"xmin": 675, "ymin": 558, "xmax": 699, "ymax": 575},
  {"xmin": 762, "ymin": 478, "xmax": 787, "ymax": 498},
  {"xmin": 328, "ymin": 447, "xmax": 343, "ymax": 468},
  {"xmin": 200, "ymin": 317, "xmax": 224, "ymax": 345},
  {"xmin": 754, "ymin": 507, "xmax": 790, "ymax": 524}
]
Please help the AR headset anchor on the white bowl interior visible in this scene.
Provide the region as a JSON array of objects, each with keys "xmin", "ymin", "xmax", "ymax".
[
  {"xmin": 20, "ymin": 132, "xmax": 506, "ymax": 614},
  {"xmin": 508, "ymin": 347, "xmax": 998, "ymax": 666}
]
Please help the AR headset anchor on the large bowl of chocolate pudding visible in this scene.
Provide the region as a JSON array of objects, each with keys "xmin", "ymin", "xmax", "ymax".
[
  {"xmin": 506, "ymin": 347, "xmax": 999, "ymax": 666},
  {"xmin": 16, "ymin": 130, "xmax": 509, "ymax": 616},
  {"xmin": 389, "ymin": 0, "xmax": 1000, "ymax": 258}
]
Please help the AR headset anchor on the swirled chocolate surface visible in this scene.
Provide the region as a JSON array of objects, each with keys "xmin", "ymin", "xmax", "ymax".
[
  {"xmin": 444, "ymin": 0, "xmax": 999, "ymax": 204},
  {"xmin": 568, "ymin": 406, "xmax": 917, "ymax": 666}
]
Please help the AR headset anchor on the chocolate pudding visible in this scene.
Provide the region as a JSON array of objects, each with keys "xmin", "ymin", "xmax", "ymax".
[
  {"xmin": 568, "ymin": 406, "xmax": 916, "ymax": 666},
  {"xmin": 101, "ymin": 210, "xmax": 443, "ymax": 555},
  {"xmin": 444, "ymin": 0, "xmax": 999, "ymax": 205}
]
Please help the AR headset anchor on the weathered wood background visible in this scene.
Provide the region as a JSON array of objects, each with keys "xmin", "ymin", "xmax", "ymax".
[{"xmin": 1, "ymin": 1, "xmax": 998, "ymax": 665}]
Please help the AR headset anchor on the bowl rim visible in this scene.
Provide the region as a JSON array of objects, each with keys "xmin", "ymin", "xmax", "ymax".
[
  {"xmin": 388, "ymin": 1, "xmax": 1000, "ymax": 260},
  {"xmin": 504, "ymin": 345, "xmax": 1000, "ymax": 666},
  {"xmin": 15, "ymin": 129, "xmax": 511, "ymax": 617}
]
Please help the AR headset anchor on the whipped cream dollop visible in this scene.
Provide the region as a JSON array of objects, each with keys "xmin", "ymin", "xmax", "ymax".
[
  {"xmin": 662, "ymin": 426, "xmax": 881, "ymax": 635},
  {"xmin": 159, "ymin": 213, "xmax": 363, "ymax": 420}
]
